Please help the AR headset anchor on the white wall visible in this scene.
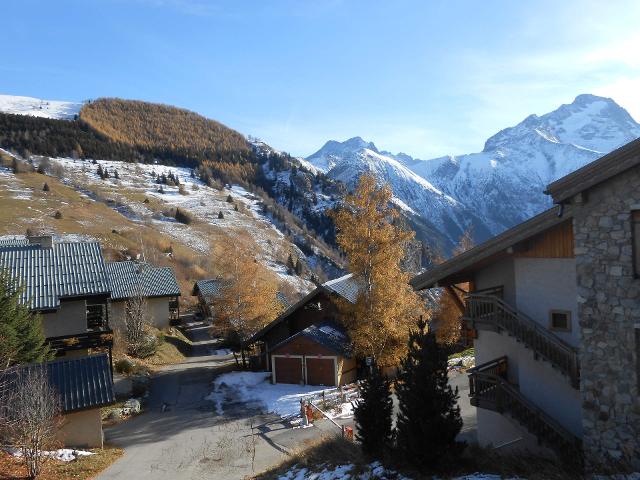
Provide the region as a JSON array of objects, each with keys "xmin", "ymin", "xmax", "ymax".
[
  {"xmin": 110, "ymin": 297, "xmax": 171, "ymax": 331},
  {"xmin": 474, "ymin": 257, "xmax": 516, "ymax": 305},
  {"xmin": 41, "ymin": 300, "xmax": 86, "ymax": 337},
  {"xmin": 514, "ymin": 257, "xmax": 578, "ymax": 346},
  {"xmin": 473, "ymin": 256, "xmax": 582, "ymax": 445}
]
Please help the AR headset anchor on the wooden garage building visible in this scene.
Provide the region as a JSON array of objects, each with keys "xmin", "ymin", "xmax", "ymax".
[
  {"xmin": 249, "ymin": 274, "xmax": 360, "ymax": 386},
  {"xmin": 270, "ymin": 322, "xmax": 356, "ymax": 386}
]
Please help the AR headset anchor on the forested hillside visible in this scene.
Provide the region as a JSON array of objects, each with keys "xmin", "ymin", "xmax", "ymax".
[{"xmin": 0, "ymin": 98, "xmax": 350, "ymax": 270}]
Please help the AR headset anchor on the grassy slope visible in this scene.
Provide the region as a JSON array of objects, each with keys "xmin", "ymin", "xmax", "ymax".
[{"xmin": 0, "ymin": 160, "xmax": 304, "ymax": 307}]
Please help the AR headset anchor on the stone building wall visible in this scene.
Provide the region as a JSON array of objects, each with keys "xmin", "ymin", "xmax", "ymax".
[{"xmin": 572, "ymin": 164, "xmax": 640, "ymax": 468}]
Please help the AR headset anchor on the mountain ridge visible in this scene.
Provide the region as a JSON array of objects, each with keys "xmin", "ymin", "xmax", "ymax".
[{"xmin": 305, "ymin": 93, "xmax": 640, "ymax": 248}]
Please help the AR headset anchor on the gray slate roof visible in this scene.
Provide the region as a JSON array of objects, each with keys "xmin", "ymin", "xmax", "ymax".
[
  {"xmin": 273, "ymin": 321, "xmax": 352, "ymax": 357},
  {"xmin": 106, "ymin": 261, "xmax": 181, "ymax": 301},
  {"xmin": 6, "ymin": 354, "xmax": 115, "ymax": 413},
  {"xmin": 0, "ymin": 237, "xmax": 29, "ymax": 247},
  {"xmin": 0, "ymin": 241, "xmax": 110, "ymax": 310},
  {"xmin": 46, "ymin": 354, "xmax": 115, "ymax": 413},
  {"xmin": 193, "ymin": 278, "xmax": 290, "ymax": 308},
  {"xmin": 192, "ymin": 278, "xmax": 225, "ymax": 298},
  {"xmin": 249, "ymin": 274, "xmax": 359, "ymax": 344},
  {"xmin": 323, "ymin": 274, "xmax": 360, "ymax": 303}
]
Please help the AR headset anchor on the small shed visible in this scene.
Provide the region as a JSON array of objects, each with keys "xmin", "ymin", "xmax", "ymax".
[
  {"xmin": 7, "ymin": 354, "xmax": 115, "ymax": 448},
  {"xmin": 270, "ymin": 322, "xmax": 355, "ymax": 387},
  {"xmin": 192, "ymin": 278, "xmax": 225, "ymax": 319}
]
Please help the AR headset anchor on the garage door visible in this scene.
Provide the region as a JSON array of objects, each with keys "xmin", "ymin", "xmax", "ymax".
[
  {"xmin": 274, "ymin": 357, "xmax": 303, "ymax": 384},
  {"xmin": 306, "ymin": 358, "xmax": 336, "ymax": 386}
]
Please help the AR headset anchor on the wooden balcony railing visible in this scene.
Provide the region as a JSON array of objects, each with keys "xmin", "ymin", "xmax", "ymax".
[
  {"xmin": 468, "ymin": 357, "xmax": 582, "ymax": 462},
  {"xmin": 47, "ymin": 328, "xmax": 114, "ymax": 356},
  {"xmin": 463, "ymin": 294, "xmax": 580, "ymax": 388}
]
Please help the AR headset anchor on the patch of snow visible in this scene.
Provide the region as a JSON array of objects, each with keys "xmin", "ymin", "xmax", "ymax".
[
  {"xmin": 206, "ymin": 371, "xmax": 346, "ymax": 418},
  {"xmin": 277, "ymin": 462, "xmax": 414, "ymax": 480},
  {"xmin": 6, "ymin": 447, "xmax": 94, "ymax": 462},
  {"xmin": 211, "ymin": 348, "xmax": 232, "ymax": 356},
  {"xmin": 0, "ymin": 94, "xmax": 83, "ymax": 120}
]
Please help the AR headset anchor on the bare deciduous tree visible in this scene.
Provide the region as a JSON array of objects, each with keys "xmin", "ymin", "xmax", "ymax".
[
  {"xmin": 124, "ymin": 289, "xmax": 154, "ymax": 358},
  {"xmin": 0, "ymin": 365, "xmax": 62, "ymax": 479}
]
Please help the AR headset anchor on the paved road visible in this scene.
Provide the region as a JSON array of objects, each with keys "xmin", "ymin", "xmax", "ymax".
[
  {"xmin": 98, "ymin": 321, "xmax": 340, "ymax": 480},
  {"xmin": 99, "ymin": 321, "xmax": 477, "ymax": 479}
]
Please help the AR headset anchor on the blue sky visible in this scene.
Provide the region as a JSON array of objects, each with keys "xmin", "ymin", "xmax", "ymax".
[{"xmin": 2, "ymin": 0, "xmax": 639, "ymax": 158}]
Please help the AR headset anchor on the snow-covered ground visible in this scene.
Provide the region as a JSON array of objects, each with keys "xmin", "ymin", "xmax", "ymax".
[
  {"xmin": 6, "ymin": 447, "xmax": 94, "ymax": 462},
  {"xmin": 448, "ymin": 355, "xmax": 475, "ymax": 370},
  {"xmin": 206, "ymin": 371, "xmax": 354, "ymax": 419},
  {"xmin": 0, "ymin": 94, "xmax": 83, "ymax": 120}
]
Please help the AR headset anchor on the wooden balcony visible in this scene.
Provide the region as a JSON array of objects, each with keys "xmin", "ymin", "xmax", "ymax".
[
  {"xmin": 469, "ymin": 356, "xmax": 582, "ymax": 463},
  {"xmin": 47, "ymin": 328, "xmax": 114, "ymax": 356},
  {"xmin": 463, "ymin": 294, "xmax": 580, "ymax": 388}
]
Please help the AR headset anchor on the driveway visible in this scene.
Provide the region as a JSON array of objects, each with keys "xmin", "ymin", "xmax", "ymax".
[{"xmin": 98, "ymin": 321, "xmax": 342, "ymax": 480}]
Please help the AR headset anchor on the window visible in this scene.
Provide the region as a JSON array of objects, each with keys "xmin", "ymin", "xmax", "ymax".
[
  {"xmin": 633, "ymin": 211, "xmax": 640, "ymax": 277},
  {"xmin": 549, "ymin": 310, "xmax": 571, "ymax": 332}
]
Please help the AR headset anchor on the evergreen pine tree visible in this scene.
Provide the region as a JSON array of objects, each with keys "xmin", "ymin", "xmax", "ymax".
[
  {"xmin": 114, "ymin": 169, "xmax": 119, "ymax": 179},
  {"xmin": 97, "ymin": 164, "xmax": 104, "ymax": 178},
  {"xmin": 0, "ymin": 272, "xmax": 51, "ymax": 366},
  {"xmin": 395, "ymin": 319, "xmax": 463, "ymax": 470},
  {"xmin": 354, "ymin": 364, "xmax": 393, "ymax": 459},
  {"xmin": 286, "ymin": 254, "xmax": 295, "ymax": 274},
  {"xmin": 42, "ymin": 182, "xmax": 50, "ymax": 192},
  {"xmin": 226, "ymin": 194, "xmax": 233, "ymax": 203},
  {"xmin": 218, "ymin": 211, "xmax": 224, "ymax": 219}
]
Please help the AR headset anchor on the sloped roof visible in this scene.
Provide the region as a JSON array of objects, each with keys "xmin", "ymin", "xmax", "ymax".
[
  {"xmin": 0, "ymin": 241, "xmax": 110, "ymax": 310},
  {"xmin": 192, "ymin": 278, "xmax": 225, "ymax": 298},
  {"xmin": 106, "ymin": 261, "xmax": 180, "ymax": 300},
  {"xmin": 249, "ymin": 274, "xmax": 359, "ymax": 344},
  {"xmin": 0, "ymin": 237, "xmax": 29, "ymax": 247},
  {"xmin": 6, "ymin": 354, "xmax": 115, "ymax": 413},
  {"xmin": 193, "ymin": 278, "xmax": 290, "ymax": 308},
  {"xmin": 411, "ymin": 206, "xmax": 572, "ymax": 290},
  {"xmin": 272, "ymin": 321, "xmax": 352, "ymax": 358},
  {"xmin": 323, "ymin": 274, "xmax": 360, "ymax": 303},
  {"xmin": 545, "ymin": 137, "xmax": 640, "ymax": 204}
]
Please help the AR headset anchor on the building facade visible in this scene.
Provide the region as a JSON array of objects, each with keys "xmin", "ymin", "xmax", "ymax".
[{"xmin": 412, "ymin": 137, "xmax": 640, "ymax": 468}]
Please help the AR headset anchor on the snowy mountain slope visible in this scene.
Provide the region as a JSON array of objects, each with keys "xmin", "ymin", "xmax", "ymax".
[
  {"xmin": 404, "ymin": 94, "xmax": 640, "ymax": 232},
  {"xmin": 306, "ymin": 138, "xmax": 493, "ymax": 248},
  {"xmin": 0, "ymin": 94, "xmax": 83, "ymax": 120}
]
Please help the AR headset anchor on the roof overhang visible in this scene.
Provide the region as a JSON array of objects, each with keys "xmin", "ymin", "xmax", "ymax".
[{"xmin": 410, "ymin": 206, "xmax": 572, "ymax": 290}]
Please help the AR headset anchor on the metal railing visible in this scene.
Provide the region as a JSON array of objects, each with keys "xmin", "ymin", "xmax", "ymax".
[
  {"xmin": 468, "ymin": 357, "xmax": 582, "ymax": 462},
  {"xmin": 463, "ymin": 294, "xmax": 580, "ymax": 388}
]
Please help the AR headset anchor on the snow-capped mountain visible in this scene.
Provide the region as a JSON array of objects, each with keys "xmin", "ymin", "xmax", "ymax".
[
  {"xmin": 306, "ymin": 137, "xmax": 492, "ymax": 249},
  {"xmin": 407, "ymin": 94, "xmax": 640, "ymax": 233},
  {"xmin": 307, "ymin": 94, "xmax": 640, "ymax": 248},
  {"xmin": 0, "ymin": 94, "xmax": 83, "ymax": 120}
]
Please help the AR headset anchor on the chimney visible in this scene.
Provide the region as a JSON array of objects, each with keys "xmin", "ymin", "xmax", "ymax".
[{"xmin": 27, "ymin": 235, "xmax": 53, "ymax": 248}]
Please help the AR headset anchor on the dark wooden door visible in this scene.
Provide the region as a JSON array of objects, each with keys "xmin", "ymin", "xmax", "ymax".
[
  {"xmin": 274, "ymin": 357, "xmax": 303, "ymax": 384},
  {"xmin": 306, "ymin": 358, "xmax": 336, "ymax": 386}
]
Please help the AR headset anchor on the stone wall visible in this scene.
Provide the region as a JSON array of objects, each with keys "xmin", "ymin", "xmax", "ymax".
[{"xmin": 573, "ymin": 164, "xmax": 640, "ymax": 469}]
